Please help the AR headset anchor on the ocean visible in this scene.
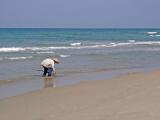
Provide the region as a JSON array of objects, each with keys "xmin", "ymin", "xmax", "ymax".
[{"xmin": 0, "ymin": 28, "xmax": 160, "ymax": 99}]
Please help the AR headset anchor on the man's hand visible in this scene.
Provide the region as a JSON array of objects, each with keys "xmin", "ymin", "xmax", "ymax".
[{"xmin": 52, "ymin": 71, "xmax": 56, "ymax": 76}]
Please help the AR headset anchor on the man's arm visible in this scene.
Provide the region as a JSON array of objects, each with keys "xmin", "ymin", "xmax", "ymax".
[
  {"xmin": 52, "ymin": 67, "xmax": 56, "ymax": 75},
  {"xmin": 51, "ymin": 61, "xmax": 56, "ymax": 75}
]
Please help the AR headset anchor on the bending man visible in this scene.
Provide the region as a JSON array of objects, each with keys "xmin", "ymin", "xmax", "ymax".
[{"xmin": 41, "ymin": 57, "xmax": 60, "ymax": 76}]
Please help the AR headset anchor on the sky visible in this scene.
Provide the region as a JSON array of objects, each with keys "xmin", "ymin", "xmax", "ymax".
[{"xmin": 0, "ymin": 0, "xmax": 160, "ymax": 28}]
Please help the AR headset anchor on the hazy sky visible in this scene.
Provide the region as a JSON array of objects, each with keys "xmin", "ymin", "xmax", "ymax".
[{"xmin": 0, "ymin": 0, "xmax": 160, "ymax": 28}]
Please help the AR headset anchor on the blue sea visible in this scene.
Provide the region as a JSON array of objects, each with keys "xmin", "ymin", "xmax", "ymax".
[{"xmin": 1, "ymin": 28, "xmax": 160, "ymax": 99}]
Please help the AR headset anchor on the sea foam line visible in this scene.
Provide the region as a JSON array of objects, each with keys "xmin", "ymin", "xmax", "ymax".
[
  {"xmin": 70, "ymin": 42, "xmax": 81, "ymax": 46},
  {"xmin": 0, "ymin": 47, "xmax": 25, "ymax": 52},
  {"xmin": 4, "ymin": 56, "xmax": 33, "ymax": 60},
  {"xmin": 59, "ymin": 54, "xmax": 71, "ymax": 58},
  {"xmin": 35, "ymin": 51, "xmax": 55, "ymax": 54},
  {"xmin": 1, "ymin": 41, "xmax": 160, "ymax": 52},
  {"xmin": 147, "ymin": 32, "xmax": 158, "ymax": 35}
]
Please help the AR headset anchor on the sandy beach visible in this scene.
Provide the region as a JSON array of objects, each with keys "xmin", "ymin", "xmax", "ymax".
[{"xmin": 0, "ymin": 69, "xmax": 160, "ymax": 120}]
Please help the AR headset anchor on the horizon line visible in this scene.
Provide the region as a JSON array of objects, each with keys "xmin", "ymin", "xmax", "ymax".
[{"xmin": 0, "ymin": 27, "xmax": 160, "ymax": 29}]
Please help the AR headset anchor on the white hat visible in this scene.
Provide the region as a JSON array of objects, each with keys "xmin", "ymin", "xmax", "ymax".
[{"xmin": 52, "ymin": 58, "xmax": 60, "ymax": 63}]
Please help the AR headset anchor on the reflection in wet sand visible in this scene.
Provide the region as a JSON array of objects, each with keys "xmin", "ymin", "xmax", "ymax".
[{"xmin": 43, "ymin": 76, "xmax": 56, "ymax": 88}]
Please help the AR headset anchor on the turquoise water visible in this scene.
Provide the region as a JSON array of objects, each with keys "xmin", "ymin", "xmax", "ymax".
[
  {"xmin": 1, "ymin": 28, "xmax": 160, "ymax": 99},
  {"xmin": 1, "ymin": 28, "xmax": 160, "ymax": 47}
]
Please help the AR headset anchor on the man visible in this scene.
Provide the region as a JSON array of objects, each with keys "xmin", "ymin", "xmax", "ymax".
[{"xmin": 41, "ymin": 57, "xmax": 60, "ymax": 76}]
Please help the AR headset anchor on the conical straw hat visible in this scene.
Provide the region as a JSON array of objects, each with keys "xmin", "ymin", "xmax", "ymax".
[{"xmin": 52, "ymin": 58, "xmax": 60, "ymax": 63}]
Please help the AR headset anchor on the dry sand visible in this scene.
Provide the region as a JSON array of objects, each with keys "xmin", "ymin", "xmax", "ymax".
[{"xmin": 1, "ymin": 70, "xmax": 160, "ymax": 120}]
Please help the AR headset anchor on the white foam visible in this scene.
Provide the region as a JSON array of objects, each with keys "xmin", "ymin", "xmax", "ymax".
[
  {"xmin": 133, "ymin": 41, "xmax": 160, "ymax": 45},
  {"xmin": 147, "ymin": 32, "xmax": 158, "ymax": 34},
  {"xmin": 0, "ymin": 47, "xmax": 25, "ymax": 52},
  {"xmin": 70, "ymin": 42, "xmax": 81, "ymax": 46},
  {"xmin": 77, "ymin": 44, "xmax": 107, "ymax": 49},
  {"xmin": 149, "ymin": 34, "xmax": 160, "ymax": 37},
  {"xmin": 60, "ymin": 55, "xmax": 71, "ymax": 58},
  {"xmin": 128, "ymin": 40, "xmax": 136, "ymax": 43},
  {"xmin": 25, "ymin": 47, "xmax": 49, "ymax": 51},
  {"xmin": 4, "ymin": 56, "xmax": 33, "ymax": 60},
  {"xmin": 106, "ymin": 43, "xmax": 116, "ymax": 47},
  {"xmin": 116, "ymin": 42, "xmax": 132, "ymax": 46},
  {"xmin": 1, "ymin": 41, "xmax": 160, "ymax": 53},
  {"xmin": 36, "ymin": 51, "xmax": 55, "ymax": 54}
]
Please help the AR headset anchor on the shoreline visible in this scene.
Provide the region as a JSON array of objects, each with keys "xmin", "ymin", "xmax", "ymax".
[
  {"xmin": 0, "ymin": 66, "xmax": 156, "ymax": 100},
  {"xmin": 1, "ymin": 69, "xmax": 160, "ymax": 119}
]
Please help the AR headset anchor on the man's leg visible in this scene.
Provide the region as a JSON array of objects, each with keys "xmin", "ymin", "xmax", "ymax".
[{"xmin": 43, "ymin": 66, "xmax": 48, "ymax": 76}]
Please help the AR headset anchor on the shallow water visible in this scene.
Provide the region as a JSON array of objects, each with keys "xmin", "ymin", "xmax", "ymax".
[{"xmin": 1, "ymin": 28, "xmax": 160, "ymax": 99}]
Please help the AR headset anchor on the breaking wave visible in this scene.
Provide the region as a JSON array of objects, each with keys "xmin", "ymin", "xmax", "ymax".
[
  {"xmin": 35, "ymin": 51, "xmax": 55, "ymax": 54},
  {"xmin": 60, "ymin": 54, "xmax": 71, "ymax": 58},
  {"xmin": 1, "ymin": 56, "xmax": 33, "ymax": 61},
  {"xmin": 70, "ymin": 42, "xmax": 81, "ymax": 46},
  {"xmin": 1, "ymin": 41, "xmax": 160, "ymax": 53},
  {"xmin": 147, "ymin": 32, "xmax": 158, "ymax": 35}
]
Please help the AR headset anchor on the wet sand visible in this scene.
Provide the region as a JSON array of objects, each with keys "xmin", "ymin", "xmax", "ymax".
[{"xmin": 1, "ymin": 70, "xmax": 160, "ymax": 120}]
